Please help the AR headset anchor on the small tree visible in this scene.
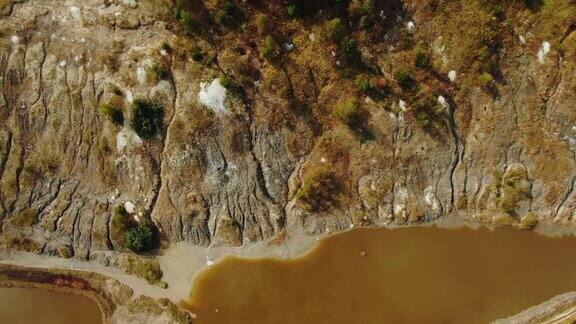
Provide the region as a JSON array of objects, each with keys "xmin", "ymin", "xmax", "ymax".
[
  {"xmin": 125, "ymin": 224, "xmax": 155, "ymax": 253},
  {"xmin": 131, "ymin": 100, "xmax": 164, "ymax": 139},
  {"xmin": 340, "ymin": 36, "xmax": 362, "ymax": 66},
  {"xmin": 326, "ymin": 18, "xmax": 345, "ymax": 42}
]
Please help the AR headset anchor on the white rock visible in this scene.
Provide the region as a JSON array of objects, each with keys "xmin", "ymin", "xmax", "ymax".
[
  {"xmin": 10, "ymin": 35, "xmax": 19, "ymax": 44},
  {"xmin": 125, "ymin": 90, "xmax": 134, "ymax": 103},
  {"xmin": 308, "ymin": 33, "xmax": 316, "ymax": 42},
  {"xmin": 399, "ymin": 99, "xmax": 407, "ymax": 111},
  {"xmin": 199, "ymin": 78, "xmax": 228, "ymax": 115},
  {"xmin": 448, "ymin": 70, "xmax": 457, "ymax": 82},
  {"xmin": 80, "ymin": 37, "xmax": 86, "ymax": 43},
  {"xmin": 437, "ymin": 95, "xmax": 448, "ymax": 108},
  {"xmin": 519, "ymin": 35, "xmax": 526, "ymax": 44},
  {"xmin": 59, "ymin": 61, "xmax": 67, "ymax": 67},
  {"xmin": 424, "ymin": 186, "xmax": 440, "ymax": 212},
  {"xmin": 123, "ymin": 0, "xmax": 138, "ymax": 8},
  {"xmin": 136, "ymin": 67, "xmax": 147, "ymax": 85},
  {"xmin": 537, "ymin": 41, "xmax": 551, "ymax": 64},
  {"xmin": 116, "ymin": 127, "xmax": 143, "ymax": 152},
  {"xmin": 320, "ymin": 157, "xmax": 326, "ymax": 163},
  {"xmin": 69, "ymin": 6, "xmax": 81, "ymax": 21},
  {"xmin": 160, "ymin": 49, "xmax": 168, "ymax": 56},
  {"xmin": 124, "ymin": 201, "xmax": 136, "ymax": 214},
  {"xmin": 206, "ymin": 259, "xmax": 214, "ymax": 266},
  {"xmin": 406, "ymin": 21, "xmax": 415, "ymax": 32}
]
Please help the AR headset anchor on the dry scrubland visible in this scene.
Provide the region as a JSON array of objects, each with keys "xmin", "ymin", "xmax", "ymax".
[{"xmin": 0, "ymin": 0, "xmax": 576, "ymax": 321}]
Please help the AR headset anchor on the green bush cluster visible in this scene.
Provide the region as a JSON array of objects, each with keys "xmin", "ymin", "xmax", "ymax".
[
  {"xmin": 131, "ymin": 100, "xmax": 164, "ymax": 139},
  {"xmin": 125, "ymin": 223, "xmax": 156, "ymax": 253},
  {"xmin": 112, "ymin": 204, "xmax": 158, "ymax": 254},
  {"xmin": 413, "ymin": 95, "xmax": 443, "ymax": 128}
]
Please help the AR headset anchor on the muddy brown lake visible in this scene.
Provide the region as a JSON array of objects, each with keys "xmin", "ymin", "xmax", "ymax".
[
  {"xmin": 0, "ymin": 287, "xmax": 101, "ymax": 324},
  {"xmin": 186, "ymin": 226, "xmax": 576, "ymax": 324}
]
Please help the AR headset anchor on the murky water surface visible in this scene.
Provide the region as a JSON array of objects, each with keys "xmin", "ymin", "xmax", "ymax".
[
  {"xmin": 0, "ymin": 287, "xmax": 101, "ymax": 324},
  {"xmin": 187, "ymin": 226, "xmax": 576, "ymax": 324}
]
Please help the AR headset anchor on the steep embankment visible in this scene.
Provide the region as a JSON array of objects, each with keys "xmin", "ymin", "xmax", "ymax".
[{"xmin": 1, "ymin": 0, "xmax": 576, "ymax": 321}]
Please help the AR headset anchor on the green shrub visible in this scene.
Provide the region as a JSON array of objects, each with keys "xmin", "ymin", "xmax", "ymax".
[
  {"xmin": 362, "ymin": 0, "xmax": 375, "ymax": 14},
  {"xmin": 416, "ymin": 111, "xmax": 430, "ymax": 127},
  {"xmin": 220, "ymin": 74, "xmax": 233, "ymax": 89},
  {"xmin": 492, "ymin": 4, "xmax": 504, "ymax": 19},
  {"xmin": 147, "ymin": 63, "xmax": 170, "ymax": 83},
  {"xmin": 221, "ymin": 0, "xmax": 236, "ymax": 15},
  {"xmin": 394, "ymin": 67, "xmax": 414, "ymax": 89},
  {"xmin": 191, "ymin": 50, "xmax": 204, "ymax": 62},
  {"xmin": 160, "ymin": 41, "xmax": 170, "ymax": 53},
  {"xmin": 287, "ymin": 3, "xmax": 298, "ymax": 17},
  {"xmin": 122, "ymin": 255, "xmax": 164, "ymax": 285},
  {"xmin": 326, "ymin": 18, "xmax": 345, "ymax": 42},
  {"xmin": 412, "ymin": 95, "xmax": 443, "ymax": 128},
  {"xmin": 355, "ymin": 75, "xmax": 374, "ymax": 94},
  {"xmin": 296, "ymin": 166, "xmax": 341, "ymax": 212},
  {"xmin": 520, "ymin": 213, "xmax": 538, "ymax": 229},
  {"xmin": 413, "ymin": 46, "xmax": 429, "ymax": 69},
  {"xmin": 131, "ymin": 100, "xmax": 164, "ymax": 139},
  {"xmin": 340, "ymin": 36, "xmax": 362, "ymax": 66},
  {"xmin": 178, "ymin": 10, "xmax": 195, "ymax": 33},
  {"xmin": 100, "ymin": 102, "xmax": 124, "ymax": 126},
  {"xmin": 333, "ymin": 98, "xmax": 360, "ymax": 126},
  {"xmin": 262, "ymin": 36, "xmax": 279, "ymax": 61},
  {"xmin": 479, "ymin": 72, "xmax": 494, "ymax": 87},
  {"xmin": 125, "ymin": 224, "xmax": 156, "ymax": 253}
]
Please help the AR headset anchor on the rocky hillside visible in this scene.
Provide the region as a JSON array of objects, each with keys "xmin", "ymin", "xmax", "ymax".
[{"xmin": 1, "ymin": 0, "xmax": 575, "ymax": 278}]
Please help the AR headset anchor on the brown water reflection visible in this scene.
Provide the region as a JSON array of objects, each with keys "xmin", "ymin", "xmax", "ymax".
[
  {"xmin": 0, "ymin": 287, "xmax": 101, "ymax": 324},
  {"xmin": 187, "ymin": 226, "xmax": 576, "ymax": 324}
]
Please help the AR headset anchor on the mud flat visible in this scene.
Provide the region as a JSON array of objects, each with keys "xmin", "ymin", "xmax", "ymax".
[{"xmin": 186, "ymin": 226, "xmax": 576, "ymax": 324}]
